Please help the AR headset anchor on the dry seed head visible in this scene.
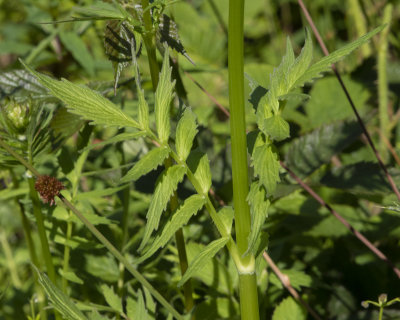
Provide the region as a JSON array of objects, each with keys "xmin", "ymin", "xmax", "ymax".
[{"xmin": 34, "ymin": 175, "xmax": 64, "ymax": 206}]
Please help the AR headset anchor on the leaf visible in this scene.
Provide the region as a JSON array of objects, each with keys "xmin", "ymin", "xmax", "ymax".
[
  {"xmin": 73, "ymin": 2, "xmax": 128, "ymax": 21},
  {"xmin": 285, "ymin": 120, "xmax": 363, "ymax": 178},
  {"xmin": 0, "ymin": 69, "xmax": 49, "ymax": 102},
  {"xmin": 293, "ymin": 25, "xmax": 385, "ymax": 88},
  {"xmin": 139, "ymin": 165, "xmax": 187, "ymax": 251},
  {"xmin": 321, "ymin": 162, "xmax": 400, "ymax": 195},
  {"xmin": 137, "ymin": 194, "xmax": 206, "ymax": 263},
  {"xmin": 177, "ymin": 237, "xmax": 229, "ymax": 287},
  {"xmin": 286, "ymin": 29, "xmax": 313, "ymax": 89},
  {"xmin": 104, "ymin": 20, "xmax": 141, "ymax": 93},
  {"xmin": 175, "ymin": 108, "xmax": 198, "ymax": 161},
  {"xmin": 21, "ymin": 61, "xmax": 140, "ymax": 128},
  {"xmin": 252, "ymin": 143, "xmax": 280, "ymax": 196},
  {"xmin": 59, "ymin": 31, "xmax": 95, "ymax": 76},
  {"xmin": 121, "ymin": 146, "xmax": 170, "ymax": 183},
  {"xmin": 81, "ymin": 131, "xmax": 146, "ymax": 153},
  {"xmin": 127, "ymin": 290, "xmax": 148, "ymax": 320},
  {"xmin": 51, "ymin": 107, "xmax": 84, "ymax": 139},
  {"xmin": 157, "ymin": 14, "xmax": 194, "ymax": 65},
  {"xmin": 218, "ymin": 206, "xmax": 234, "ymax": 235},
  {"xmin": 272, "ymin": 297, "xmax": 306, "ymax": 320},
  {"xmin": 264, "ymin": 115, "xmax": 290, "ymax": 141},
  {"xmin": 75, "ymin": 185, "xmax": 129, "ymax": 201},
  {"xmin": 100, "ymin": 285, "xmax": 123, "ymax": 313},
  {"xmin": 270, "ymin": 269, "xmax": 312, "ymax": 291},
  {"xmin": 246, "ymin": 182, "xmax": 270, "ymax": 255},
  {"xmin": 187, "ymin": 151, "xmax": 212, "ymax": 194},
  {"xmin": 32, "ymin": 265, "xmax": 88, "ymax": 320},
  {"xmin": 88, "ymin": 310, "xmax": 109, "ymax": 320},
  {"xmin": 155, "ymin": 49, "xmax": 175, "ymax": 143},
  {"xmin": 59, "ymin": 270, "xmax": 84, "ymax": 285},
  {"xmin": 85, "ymin": 254, "xmax": 119, "ymax": 283}
]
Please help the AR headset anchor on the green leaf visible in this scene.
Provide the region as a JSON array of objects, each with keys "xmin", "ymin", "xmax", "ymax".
[
  {"xmin": 137, "ymin": 194, "xmax": 206, "ymax": 263},
  {"xmin": 264, "ymin": 115, "xmax": 290, "ymax": 141},
  {"xmin": 252, "ymin": 143, "xmax": 280, "ymax": 196},
  {"xmin": 73, "ymin": 2, "xmax": 128, "ymax": 21},
  {"xmin": 176, "ymin": 108, "xmax": 198, "ymax": 161},
  {"xmin": 32, "ymin": 265, "xmax": 88, "ymax": 320},
  {"xmin": 100, "ymin": 285, "xmax": 123, "ymax": 313},
  {"xmin": 218, "ymin": 206, "xmax": 234, "ymax": 235},
  {"xmin": 59, "ymin": 269, "xmax": 84, "ymax": 285},
  {"xmin": 177, "ymin": 237, "xmax": 229, "ymax": 287},
  {"xmin": 321, "ymin": 162, "xmax": 399, "ymax": 195},
  {"xmin": 75, "ymin": 185, "xmax": 130, "ymax": 201},
  {"xmin": 293, "ymin": 25, "xmax": 385, "ymax": 88},
  {"xmin": 81, "ymin": 131, "xmax": 146, "ymax": 153},
  {"xmin": 88, "ymin": 310, "xmax": 108, "ymax": 320},
  {"xmin": 246, "ymin": 182, "xmax": 270, "ymax": 255},
  {"xmin": 272, "ymin": 297, "xmax": 306, "ymax": 320},
  {"xmin": 59, "ymin": 31, "xmax": 95, "ymax": 76},
  {"xmin": 155, "ymin": 49, "xmax": 175, "ymax": 143},
  {"xmin": 270, "ymin": 269, "xmax": 312, "ymax": 291},
  {"xmin": 139, "ymin": 165, "xmax": 187, "ymax": 251},
  {"xmin": 121, "ymin": 146, "xmax": 170, "ymax": 183},
  {"xmin": 51, "ymin": 107, "xmax": 84, "ymax": 139},
  {"xmin": 127, "ymin": 290, "xmax": 148, "ymax": 320},
  {"xmin": 21, "ymin": 61, "xmax": 140, "ymax": 128},
  {"xmin": 285, "ymin": 120, "xmax": 363, "ymax": 178},
  {"xmin": 85, "ymin": 254, "xmax": 119, "ymax": 283},
  {"xmin": 187, "ymin": 151, "xmax": 212, "ymax": 194},
  {"xmin": 0, "ymin": 70, "xmax": 49, "ymax": 102},
  {"xmin": 286, "ymin": 29, "xmax": 313, "ymax": 89}
]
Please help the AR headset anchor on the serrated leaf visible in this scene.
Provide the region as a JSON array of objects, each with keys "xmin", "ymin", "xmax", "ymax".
[
  {"xmin": 104, "ymin": 20, "xmax": 142, "ymax": 93},
  {"xmin": 127, "ymin": 290, "xmax": 148, "ymax": 320},
  {"xmin": 139, "ymin": 165, "xmax": 187, "ymax": 251},
  {"xmin": 21, "ymin": 61, "xmax": 140, "ymax": 128},
  {"xmin": 252, "ymin": 143, "xmax": 280, "ymax": 196},
  {"xmin": 137, "ymin": 194, "xmax": 206, "ymax": 263},
  {"xmin": 100, "ymin": 285, "xmax": 123, "ymax": 313},
  {"xmin": 285, "ymin": 120, "xmax": 363, "ymax": 178},
  {"xmin": 121, "ymin": 146, "xmax": 170, "ymax": 183},
  {"xmin": 218, "ymin": 206, "xmax": 234, "ymax": 235},
  {"xmin": 85, "ymin": 254, "xmax": 119, "ymax": 283},
  {"xmin": 176, "ymin": 108, "xmax": 198, "ymax": 161},
  {"xmin": 59, "ymin": 31, "xmax": 95, "ymax": 76},
  {"xmin": 157, "ymin": 14, "xmax": 194, "ymax": 65},
  {"xmin": 293, "ymin": 25, "xmax": 384, "ymax": 88},
  {"xmin": 88, "ymin": 310, "xmax": 109, "ymax": 320},
  {"xmin": 264, "ymin": 115, "xmax": 290, "ymax": 141},
  {"xmin": 0, "ymin": 70, "xmax": 50, "ymax": 102},
  {"xmin": 286, "ymin": 29, "xmax": 313, "ymax": 89},
  {"xmin": 246, "ymin": 182, "xmax": 270, "ymax": 256},
  {"xmin": 272, "ymin": 297, "xmax": 306, "ymax": 320},
  {"xmin": 51, "ymin": 107, "xmax": 84, "ymax": 139},
  {"xmin": 155, "ymin": 49, "xmax": 175, "ymax": 143},
  {"xmin": 81, "ymin": 131, "xmax": 146, "ymax": 153},
  {"xmin": 270, "ymin": 269, "xmax": 312, "ymax": 291},
  {"xmin": 187, "ymin": 151, "xmax": 212, "ymax": 194},
  {"xmin": 178, "ymin": 237, "xmax": 229, "ymax": 287},
  {"xmin": 59, "ymin": 270, "xmax": 84, "ymax": 285},
  {"xmin": 278, "ymin": 93, "xmax": 310, "ymax": 102},
  {"xmin": 32, "ymin": 265, "xmax": 88, "ymax": 320},
  {"xmin": 75, "ymin": 185, "xmax": 129, "ymax": 201}
]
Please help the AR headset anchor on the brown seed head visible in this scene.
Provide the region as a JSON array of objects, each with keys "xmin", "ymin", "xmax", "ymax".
[{"xmin": 34, "ymin": 175, "xmax": 64, "ymax": 206}]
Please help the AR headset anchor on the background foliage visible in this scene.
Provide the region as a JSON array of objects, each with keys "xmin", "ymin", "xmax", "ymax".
[{"xmin": 1, "ymin": 0, "xmax": 400, "ymax": 319}]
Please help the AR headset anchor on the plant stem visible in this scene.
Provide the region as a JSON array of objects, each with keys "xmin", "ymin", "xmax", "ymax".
[
  {"xmin": 60, "ymin": 195, "xmax": 184, "ymax": 320},
  {"xmin": 141, "ymin": 0, "xmax": 160, "ymax": 90},
  {"xmin": 377, "ymin": 4, "xmax": 392, "ymax": 162},
  {"xmin": 347, "ymin": 0, "xmax": 371, "ymax": 58},
  {"xmin": 61, "ymin": 218, "xmax": 73, "ymax": 292},
  {"xmin": 228, "ymin": 0, "xmax": 259, "ymax": 319},
  {"xmin": 0, "ymin": 231, "xmax": 22, "ymax": 288}
]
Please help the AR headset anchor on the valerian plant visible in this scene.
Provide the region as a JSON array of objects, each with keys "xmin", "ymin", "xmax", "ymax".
[{"xmin": 0, "ymin": 0, "xmax": 389, "ymax": 319}]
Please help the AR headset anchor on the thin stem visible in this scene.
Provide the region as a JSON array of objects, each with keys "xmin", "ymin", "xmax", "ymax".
[
  {"xmin": 229, "ymin": 0, "xmax": 259, "ymax": 319},
  {"xmin": 347, "ymin": 0, "xmax": 371, "ymax": 58},
  {"xmin": 60, "ymin": 195, "xmax": 184, "ymax": 320},
  {"xmin": 61, "ymin": 218, "xmax": 73, "ymax": 292},
  {"xmin": 297, "ymin": 0, "xmax": 400, "ymax": 202},
  {"xmin": 377, "ymin": 4, "xmax": 393, "ymax": 161},
  {"xmin": 280, "ymin": 161, "xmax": 400, "ymax": 279},
  {"xmin": 263, "ymin": 252, "xmax": 322, "ymax": 320}
]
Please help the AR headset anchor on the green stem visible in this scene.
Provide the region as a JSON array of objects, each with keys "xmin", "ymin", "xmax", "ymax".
[
  {"xmin": 0, "ymin": 231, "xmax": 22, "ymax": 288},
  {"xmin": 27, "ymin": 177, "xmax": 57, "ymax": 284},
  {"xmin": 378, "ymin": 4, "xmax": 392, "ymax": 162},
  {"xmin": 141, "ymin": 0, "xmax": 160, "ymax": 90},
  {"xmin": 379, "ymin": 306, "xmax": 383, "ymax": 320},
  {"xmin": 61, "ymin": 218, "xmax": 73, "ymax": 292},
  {"xmin": 347, "ymin": 0, "xmax": 371, "ymax": 58},
  {"xmin": 60, "ymin": 196, "xmax": 184, "ymax": 320},
  {"xmin": 228, "ymin": 0, "xmax": 259, "ymax": 319}
]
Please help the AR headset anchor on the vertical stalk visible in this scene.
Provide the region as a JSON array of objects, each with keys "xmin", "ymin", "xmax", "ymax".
[
  {"xmin": 228, "ymin": 0, "xmax": 259, "ymax": 319},
  {"xmin": 378, "ymin": 4, "xmax": 392, "ymax": 162},
  {"xmin": 61, "ymin": 218, "xmax": 73, "ymax": 292},
  {"xmin": 141, "ymin": 0, "xmax": 160, "ymax": 90},
  {"xmin": 348, "ymin": 0, "xmax": 371, "ymax": 58}
]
